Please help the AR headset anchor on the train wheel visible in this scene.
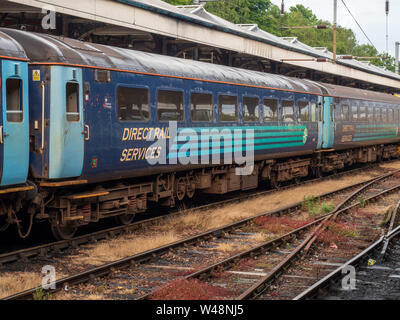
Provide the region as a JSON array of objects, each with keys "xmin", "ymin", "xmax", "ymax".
[
  {"xmin": 175, "ymin": 177, "xmax": 186, "ymax": 201},
  {"xmin": 51, "ymin": 224, "xmax": 77, "ymax": 240},
  {"xmin": 116, "ymin": 213, "xmax": 135, "ymax": 225},
  {"xmin": 186, "ymin": 178, "xmax": 195, "ymax": 199}
]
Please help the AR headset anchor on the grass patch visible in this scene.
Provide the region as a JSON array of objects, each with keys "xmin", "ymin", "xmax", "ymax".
[{"xmin": 302, "ymin": 196, "xmax": 334, "ymax": 216}]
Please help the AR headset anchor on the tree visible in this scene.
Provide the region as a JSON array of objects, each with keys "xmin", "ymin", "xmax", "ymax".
[
  {"xmin": 164, "ymin": 0, "xmax": 192, "ymax": 5},
  {"xmin": 162, "ymin": 0, "xmax": 397, "ymax": 71}
]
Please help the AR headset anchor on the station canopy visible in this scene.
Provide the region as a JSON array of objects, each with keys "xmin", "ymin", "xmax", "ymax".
[{"xmin": 0, "ymin": 0, "xmax": 399, "ymax": 92}]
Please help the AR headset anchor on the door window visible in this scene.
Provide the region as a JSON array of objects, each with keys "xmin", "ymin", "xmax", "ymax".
[
  {"xmin": 66, "ymin": 82, "xmax": 80, "ymax": 121},
  {"xmin": 6, "ymin": 78, "xmax": 23, "ymax": 122}
]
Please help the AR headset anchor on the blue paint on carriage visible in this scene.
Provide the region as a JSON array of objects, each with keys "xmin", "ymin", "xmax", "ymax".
[
  {"xmin": 49, "ymin": 66, "xmax": 84, "ymax": 179},
  {"xmin": 78, "ymin": 68, "xmax": 319, "ymax": 183},
  {"xmin": 0, "ymin": 59, "xmax": 29, "ymax": 186},
  {"xmin": 322, "ymin": 96, "xmax": 334, "ymax": 148}
]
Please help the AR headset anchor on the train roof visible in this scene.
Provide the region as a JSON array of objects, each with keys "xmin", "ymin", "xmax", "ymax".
[
  {"xmin": 0, "ymin": 31, "xmax": 27, "ymax": 60},
  {"xmin": 1, "ymin": 28, "xmax": 400, "ymax": 105}
]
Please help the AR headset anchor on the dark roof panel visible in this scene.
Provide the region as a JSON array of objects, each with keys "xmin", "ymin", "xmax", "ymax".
[
  {"xmin": 2, "ymin": 28, "xmax": 399, "ymax": 105},
  {"xmin": 0, "ymin": 31, "xmax": 27, "ymax": 60},
  {"xmin": 0, "ymin": 28, "xmax": 324, "ymax": 95}
]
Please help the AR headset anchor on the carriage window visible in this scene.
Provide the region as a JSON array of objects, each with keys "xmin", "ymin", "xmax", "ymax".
[
  {"xmin": 191, "ymin": 93, "xmax": 212, "ymax": 122},
  {"xmin": 388, "ymin": 109, "xmax": 394, "ymax": 123},
  {"xmin": 298, "ymin": 101, "xmax": 309, "ymax": 122},
  {"xmin": 359, "ymin": 106, "xmax": 367, "ymax": 122},
  {"xmin": 282, "ymin": 100, "xmax": 295, "ymax": 122},
  {"xmin": 311, "ymin": 102, "xmax": 318, "ymax": 122},
  {"xmin": 395, "ymin": 109, "xmax": 399, "ymax": 123},
  {"xmin": 381, "ymin": 108, "xmax": 387, "ymax": 123},
  {"xmin": 263, "ymin": 99, "xmax": 278, "ymax": 122},
  {"xmin": 368, "ymin": 107, "xmax": 374, "ymax": 122},
  {"xmin": 158, "ymin": 90, "xmax": 184, "ymax": 122},
  {"xmin": 243, "ymin": 97, "xmax": 260, "ymax": 122},
  {"xmin": 341, "ymin": 104, "xmax": 349, "ymax": 121},
  {"xmin": 66, "ymin": 82, "xmax": 80, "ymax": 121},
  {"xmin": 374, "ymin": 107, "xmax": 381, "ymax": 122},
  {"xmin": 219, "ymin": 95, "xmax": 238, "ymax": 122},
  {"xmin": 6, "ymin": 78, "xmax": 23, "ymax": 122},
  {"xmin": 95, "ymin": 70, "xmax": 111, "ymax": 83},
  {"xmin": 351, "ymin": 106, "xmax": 358, "ymax": 121},
  {"xmin": 117, "ymin": 87, "xmax": 150, "ymax": 122}
]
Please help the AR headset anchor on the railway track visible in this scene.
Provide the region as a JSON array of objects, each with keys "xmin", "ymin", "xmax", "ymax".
[
  {"xmin": 0, "ymin": 162, "xmax": 389, "ymax": 267},
  {"xmin": 4, "ymin": 165, "xmax": 400, "ymax": 300},
  {"xmin": 293, "ymin": 200, "xmax": 400, "ymax": 300},
  {"xmin": 139, "ymin": 169, "xmax": 400, "ymax": 300}
]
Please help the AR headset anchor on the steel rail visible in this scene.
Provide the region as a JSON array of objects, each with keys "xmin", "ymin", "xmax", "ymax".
[
  {"xmin": 3, "ymin": 167, "xmax": 400, "ymax": 300},
  {"xmin": 236, "ymin": 171, "xmax": 400, "ymax": 300},
  {"xmin": 0, "ymin": 163, "xmax": 382, "ymax": 266},
  {"xmin": 138, "ymin": 169, "xmax": 399, "ymax": 300},
  {"xmin": 294, "ymin": 224, "xmax": 400, "ymax": 300}
]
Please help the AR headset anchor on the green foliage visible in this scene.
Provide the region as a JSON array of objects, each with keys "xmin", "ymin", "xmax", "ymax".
[
  {"xmin": 320, "ymin": 202, "xmax": 335, "ymax": 214},
  {"xmin": 162, "ymin": 0, "xmax": 398, "ymax": 71},
  {"xmin": 302, "ymin": 196, "xmax": 320, "ymax": 216},
  {"xmin": 164, "ymin": 0, "xmax": 193, "ymax": 5},
  {"xmin": 359, "ymin": 195, "xmax": 366, "ymax": 208},
  {"xmin": 32, "ymin": 288, "xmax": 51, "ymax": 300},
  {"xmin": 302, "ymin": 196, "xmax": 334, "ymax": 216}
]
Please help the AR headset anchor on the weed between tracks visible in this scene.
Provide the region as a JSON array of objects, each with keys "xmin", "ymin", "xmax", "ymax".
[
  {"xmin": 0, "ymin": 165, "xmax": 392, "ymax": 299},
  {"xmin": 302, "ymin": 196, "xmax": 335, "ymax": 216},
  {"xmin": 252, "ymin": 216, "xmax": 313, "ymax": 235},
  {"xmin": 316, "ymin": 221, "xmax": 359, "ymax": 246},
  {"xmin": 148, "ymin": 278, "xmax": 234, "ymax": 300}
]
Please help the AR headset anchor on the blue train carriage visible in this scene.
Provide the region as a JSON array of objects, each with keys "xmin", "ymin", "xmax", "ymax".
[
  {"xmin": 0, "ymin": 31, "xmax": 31, "ymax": 235},
  {"xmin": 323, "ymin": 83, "xmax": 400, "ymax": 165},
  {"xmin": 3, "ymin": 28, "xmax": 399, "ymax": 239}
]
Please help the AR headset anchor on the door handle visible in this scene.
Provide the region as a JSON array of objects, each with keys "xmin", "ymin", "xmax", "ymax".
[
  {"xmin": 0, "ymin": 126, "xmax": 3, "ymax": 144},
  {"xmin": 84, "ymin": 125, "xmax": 90, "ymax": 141}
]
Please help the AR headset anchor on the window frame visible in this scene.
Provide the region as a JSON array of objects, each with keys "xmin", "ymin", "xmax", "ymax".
[
  {"xmin": 218, "ymin": 94, "xmax": 238, "ymax": 122},
  {"xmin": 5, "ymin": 77, "xmax": 24, "ymax": 123},
  {"xmin": 281, "ymin": 99, "xmax": 296, "ymax": 123},
  {"xmin": 65, "ymin": 81, "xmax": 80, "ymax": 122},
  {"xmin": 359, "ymin": 105, "xmax": 367, "ymax": 122},
  {"xmin": 297, "ymin": 100, "xmax": 310, "ymax": 122},
  {"xmin": 190, "ymin": 91, "xmax": 214, "ymax": 123},
  {"xmin": 242, "ymin": 95, "xmax": 260, "ymax": 123},
  {"xmin": 262, "ymin": 97, "xmax": 279, "ymax": 122},
  {"xmin": 116, "ymin": 85, "xmax": 151, "ymax": 123},
  {"xmin": 351, "ymin": 105, "xmax": 359, "ymax": 122},
  {"xmin": 341, "ymin": 104, "xmax": 350, "ymax": 121},
  {"xmin": 157, "ymin": 88, "xmax": 185, "ymax": 123}
]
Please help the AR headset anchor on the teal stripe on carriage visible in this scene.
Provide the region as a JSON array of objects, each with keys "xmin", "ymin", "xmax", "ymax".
[
  {"xmin": 177, "ymin": 125, "xmax": 306, "ymax": 133},
  {"xmin": 355, "ymin": 124, "xmax": 397, "ymax": 129},
  {"xmin": 353, "ymin": 135, "xmax": 398, "ymax": 142},
  {"xmin": 168, "ymin": 142, "xmax": 304, "ymax": 158},
  {"xmin": 171, "ymin": 136, "xmax": 304, "ymax": 150},
  {"xmin": 174, "ymin": 131, "xmax": 304, "ymax": 142},
  {"xmin": 354, "ymin": 131, "xmax": 397, "ymax": 137}
]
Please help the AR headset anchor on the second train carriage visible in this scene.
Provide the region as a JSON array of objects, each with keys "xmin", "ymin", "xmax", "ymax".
[
  {"xmin": 1, "ymin": 28, "xmax": 400, "ymax": 239},
  {"xmin": 0, "ymin": 31, "xmax": 32, "ymax": 235}
]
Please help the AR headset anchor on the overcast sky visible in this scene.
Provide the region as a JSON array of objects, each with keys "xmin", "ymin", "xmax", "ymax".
[{"xmin": 270, "ymin": 0, "xmax": 400, "ymax": 56}]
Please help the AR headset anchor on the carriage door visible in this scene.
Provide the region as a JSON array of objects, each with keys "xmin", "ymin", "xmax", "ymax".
[
  {"xmin": 1, "ymin": 60, "xmax": 29, "ymax": 186},
  {"xmin": 49, "ymin": 66, "xmax": 84, "ymax": 179},
  {"xmin": 322, "ymin": 96, "xmax": 335, "ymax": 148},
  {"xmin": 316, "ymin": 96, "xmax": 323, "ymax": 149}
]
